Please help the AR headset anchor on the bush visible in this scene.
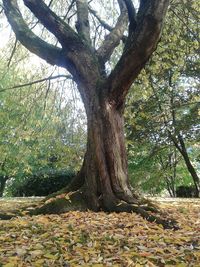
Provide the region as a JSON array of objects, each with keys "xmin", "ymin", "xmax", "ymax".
[
  {"xmin": 176, "ymin": 185, "xmax": 197, "ymax": 198},
  {"xmin": 10, "ymin": 169, "xmax": 75, "ymax": 196}
]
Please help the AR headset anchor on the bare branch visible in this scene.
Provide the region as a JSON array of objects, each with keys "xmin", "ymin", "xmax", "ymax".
[
  {"xmin": 149, "ymin": 75, "xmax": 183, "ymax": 154},
  {"xmin": 89, "ymin": 6, "xmax": 113, "ymax": 32},
  {"xmin": 97, "ymin": 0, "xmax": 128, "ymax": 63},
  {"xmin": 89, "ymin": 6, "xmax": 127, "ymax": 44},
  {"xmin": 43, "ymin": 79, "xmax": 51, "ymax": 111},
  {"xmin": 90, "ymin": 7, "xmax": 128, "ymax": 45},
  {"xmin": 65, "ymin": 0, "xmax": 76, "ymax": 19},
  {"xmin": 0, "ymin": 75, "xmax": 72, "ymax": 93},
  {"xmin": 7, "ymin": 38, "xmax": 18, "ymax": 67}
]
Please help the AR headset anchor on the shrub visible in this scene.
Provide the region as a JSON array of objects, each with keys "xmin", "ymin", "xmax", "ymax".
[
  {"xmin": 176, "ymin": 185, "xmax": 197, "ymax": 198},
  {"xmin": 10, "ymin": 169, "xmax": 75, "ymax": 196}
]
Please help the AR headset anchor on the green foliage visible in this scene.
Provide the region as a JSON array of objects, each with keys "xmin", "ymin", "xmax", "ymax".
[
  {"xmin": 128, "ymin": 144, "xmax": 174, "ymax": 195},
  {"xmin": 125, "ymin": 0, "xmax": 200, "ymax": 195},
  {"xmin": 8, "ymin": 169, "xmax": 75, "ymax": 197},
  {"xmin": 0, "ymin": 57, "xmax": 86, "ymax": 196}
]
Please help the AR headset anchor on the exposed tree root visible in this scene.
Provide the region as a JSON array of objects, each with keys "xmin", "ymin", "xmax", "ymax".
[
  {"xmin": 18, "ymin": 190, "xmax": 178, "ymax": 230},
  {"xmin": 0, "ymin": 188, "xmax": 178, "ymax": 230},
  {"xmin": 110, "ymin": 202, "xmax": 179, "ymax": 230},
  {"xmin": 44, "ymin": 169, "xmax": 85, "ymax": 201},
  {"xmin": 29, "ymin": 191, "xmax": 87, "ymax": 215}
]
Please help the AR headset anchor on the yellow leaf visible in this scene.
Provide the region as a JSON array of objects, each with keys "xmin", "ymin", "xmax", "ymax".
[
  {"xmin": 45, "ymin": 198, "xmax": 55, "ymax": 204},
  {"xmin": 3, "ymin": 264, "xmax": 16, "ymax": 267},
  {"xmin": 84, "ymin": 254, "xmax": 90, "ymax": 262},
  {"xmin": 65, "ymin": 194, "xmax": 71, "ymax": 202},
  {"xmin": 3, "ymin": 257, "xmax": 19, "ymax": 267},
  {"xmin": 30, "ymin": 250, "xmax": 43, "ymax": 258},
  {"xmin": 44, "ymin": 253, "xmax": 58, "ymax": 260},
  {"xmin": 34, "ymin": 259, "xmax": 45, "ymax": 266}
]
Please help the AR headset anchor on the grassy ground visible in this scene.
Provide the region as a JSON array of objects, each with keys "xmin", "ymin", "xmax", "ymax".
[{"xmin": 0, "ymin": 197, "xmax": 200, "ymax": 267}]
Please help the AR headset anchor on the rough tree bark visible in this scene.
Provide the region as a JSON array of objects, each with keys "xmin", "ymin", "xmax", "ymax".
[{"xmin": 2, "ymin": 0, "xmax": 178, "ymax": 228}]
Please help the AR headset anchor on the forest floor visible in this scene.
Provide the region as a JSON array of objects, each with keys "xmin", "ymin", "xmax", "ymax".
[{"xmin": 0, "ymin": 197, "xmax": 200, "ymax": 267}]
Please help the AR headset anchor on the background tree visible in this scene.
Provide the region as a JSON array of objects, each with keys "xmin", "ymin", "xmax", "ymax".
[{"xmin": 125, "ymin": 0, "xmax": 200, "ymax": 196}]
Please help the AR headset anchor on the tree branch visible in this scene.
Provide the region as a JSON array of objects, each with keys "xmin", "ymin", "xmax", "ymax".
[
  {"xmin": 23, "ymin": 0, "xmax": 82, "ymax": 48},
  {"xmin": 7, "ymin": 38, "xmax": 18, "ymax": 67},
  {"xmin": 3, "ymin": 0, "xmax": 64, "ymax": 67},
  {"xmin": 3, "ymin": 0, "xmax": 99, "ymax": 83},
  {"xmin": 0, "ymin": 75, "xmax": 72, "ymax": 93},
  {"xmin": 97, "ymin": 0, "xmax": 128, "ymax": 63},
  {"xmin": 89, "ymin": 6, "xmax": 113, "ymax": 32},
  {"xmin": 22, "ymin": 0, "xmax": 103, "ymax": 90},
  {"xmin": 106, "ymin": 0, "xmax": 170, "ymax": 107},
  {"xmin": 76, "ymin": 0, "xmax": 91, "ymax": 44},
  {"xmin": 123, "ymin": 0, "xmax": 137, "ymax": 31},
  {"xmin": 88, "ymin": 6, "xmax": 127, "ymax": 43}
]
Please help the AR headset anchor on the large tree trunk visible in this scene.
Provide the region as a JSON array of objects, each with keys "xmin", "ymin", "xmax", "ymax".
[
  {"xmin": 28, "ymin": 93, "xmax": 178, "ymax": 229},
  {"xmin": 82, "ymin": 97, "xmax": 136, "ymax": 211}
]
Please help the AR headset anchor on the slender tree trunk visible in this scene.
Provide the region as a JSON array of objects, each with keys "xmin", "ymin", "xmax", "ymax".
[
  {"xmin": 177, "ymin": 134, "xmax": 200, "ymax": 197},
  {"xmin": 167, "ymin": 152, "xmax": 177, "ymax": 198},
  {"xmin": 180, "ymin": 152, "xmax": 200, "ymax": 197},
  {"xmin": 165, "ymin": 177, "xmax": 176, "ymax": 198},
  {"xmin": 0, "ymin": 177, "xmax": 7, "ymax": 197},
  {"xmin": 172, "ymin": 152, "xmax": 177, "ymax": 197},
  {"xmin": 169, "ymin": 132, "xmax": 200, "ymax": 197},
  {"xmin": 0, "ymin": 188, "xmax": 4, "ymax": 197},
  {"xmin": 166, "ymin": 180, "xmax": 173, "ymax": 197}
]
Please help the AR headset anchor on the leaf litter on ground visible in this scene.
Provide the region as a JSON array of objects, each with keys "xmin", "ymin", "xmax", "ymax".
[{"xmin": 0, "ymin": 197, "xmax": 199, "ymax": 266}]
